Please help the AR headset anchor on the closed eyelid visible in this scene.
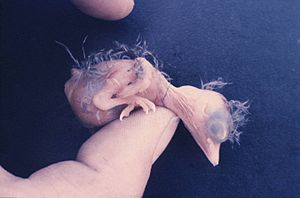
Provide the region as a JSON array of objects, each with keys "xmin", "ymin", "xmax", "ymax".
[
  {"xmin": 209, "ymin": 122, "xmax": 225, "ymax": 135},
  {"xmin": 206, "ymin": 110, "xmax": 232, "ymax": 142},
  {"xmin": 207, "ymin": 120, "xmax": 228, "ymax": 142}
]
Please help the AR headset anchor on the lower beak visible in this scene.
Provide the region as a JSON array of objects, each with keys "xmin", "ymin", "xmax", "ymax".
[
  {"xmin": 191, "ymin": 132, "xmax": 221, "ymax": 166},
  {"xmin": 203, "ymin": 140, "xmax": 220, "ymax": 166}
]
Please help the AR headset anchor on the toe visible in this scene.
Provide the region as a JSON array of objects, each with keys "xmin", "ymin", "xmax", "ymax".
[
  {"xmin": 120, "ymin": 104, "xmax": 135, "ymax": 120},
  {"xmin": 144, "ymin": 99, "xmax": 156, "ymax": 113},
  {"xmin": 136, "ymin": 100, "xmax": 150, "ymax": 114}
]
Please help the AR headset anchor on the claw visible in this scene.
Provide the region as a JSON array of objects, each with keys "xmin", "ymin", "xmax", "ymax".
[
  {"xmin": 136, "ymin": 99, "xmax": 150, "ymax": 114},
  {"xmin": 136, "ymin": 98, "xmax": 156, "ymax": 114},
  {"xmin": 119, "ymin": 96, "xmax": 156, "ymax": 120},
  {"xmin": 146, "ymin": 99, "xmax": 156, "ymax": 113},
  {"xmin": 120, "ymin": 104, "xmax": 135, "ymax": 121}
]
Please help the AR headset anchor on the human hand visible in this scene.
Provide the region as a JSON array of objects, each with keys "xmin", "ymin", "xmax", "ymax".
[
  {"xmin": 72, "ymin": 0, "xmax": 135, "ymax": 20},
  {"xmin": 0, "ymin": 107, "xmax": 179, "ymax": 197}
]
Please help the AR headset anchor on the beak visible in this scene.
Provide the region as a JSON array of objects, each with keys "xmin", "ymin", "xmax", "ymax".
[
  {"xmin": 190, "ymin": 131, "xmax": 221, "ymax": 166},
  {"xmin": 203, "ymin": 138, "xmax": 220, "ymax": 166}
]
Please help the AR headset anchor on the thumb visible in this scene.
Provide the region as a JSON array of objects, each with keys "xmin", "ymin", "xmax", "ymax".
[{"xmin": 76, "ymin": 107, "xmax": 179, "ymax": 197}]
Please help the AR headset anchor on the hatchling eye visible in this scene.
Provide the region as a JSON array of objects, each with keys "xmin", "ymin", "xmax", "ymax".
[
  {"xmin": 208, "ymin": 122, "xmax": 226, "ymax": 139},
  {"xmin": 206, "ymin": 110, "xmax": 231, "ymax": 142},
  {"xmin": 127, "ymin": 82, "xmax": 132, "ymax": 85}
]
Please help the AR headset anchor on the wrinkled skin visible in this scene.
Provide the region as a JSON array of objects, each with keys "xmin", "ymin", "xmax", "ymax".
[
  {"xmin": 0, "ymin": 108, "xmax": 179, "ymax": 197},
  {"xmin": 0, "ymin": 58, "xmax": 233, "ymax": 197},
  {"xmin": 65, "ymin": 57, "xmax": 233, "ymax": 166}
]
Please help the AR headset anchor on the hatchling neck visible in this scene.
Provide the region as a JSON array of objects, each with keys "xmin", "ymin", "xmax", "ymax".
[{"xmin": 160, "ymin": 84, "xmax": 190, "ymax": 120}]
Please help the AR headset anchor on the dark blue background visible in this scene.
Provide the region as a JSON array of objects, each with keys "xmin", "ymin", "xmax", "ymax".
[{"xmin": 1, "ymin": 0, "xmax": 299, "ymax": 197}]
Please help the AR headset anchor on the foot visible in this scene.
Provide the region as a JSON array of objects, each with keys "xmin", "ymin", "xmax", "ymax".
[{"xmin": 119, "ymin": 96, "xmax": 156, "ymax": 120}]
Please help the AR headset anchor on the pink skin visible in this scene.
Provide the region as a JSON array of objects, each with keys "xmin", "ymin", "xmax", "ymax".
[
  {"xmin": 163, "ymin": 85, "xmax": 230, "ymax": 166},
  {"xmin": 65, "ymin": 58, "xmax": 232, "ymax": 166},
  {"xmin": 0, "ymin": 108, "xmax": 179, "ymax": 197},
  {"xmin": 0, "ymin": 58, "xmax": 233, "ymax": 196},
  {"xmin": 64, "ymin": 59, "xmax": 142, "ymax": 128},
  {"xmin": 72, "ymin": 0, "xmax": 135, "ymax": 20},
  {"xmin": 0, "ymin": 1, "xmax": 237, "ymax": 196}
]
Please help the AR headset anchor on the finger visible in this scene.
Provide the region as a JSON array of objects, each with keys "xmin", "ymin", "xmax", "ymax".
[
  {"xmin": 77, "ymin": 107, "xmax": 179, "ymax": 196},
  {"xmin": 72, "ymin": 0, "xmax": 135, "ymax": 20},
  {"xmin": 0, "ymin": 166, "xmax": 40, "ymax": 197},
  {"xmin": 151, "ymin": 116, "xmax": 179, "ymax": 163}
]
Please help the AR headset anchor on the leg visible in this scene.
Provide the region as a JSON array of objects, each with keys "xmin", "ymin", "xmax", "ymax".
[
  {"xmin": 93, "ymin": 91, "xmax": 155, "ymax": 118},
  {"xmin": 93, "ymin": 78, "xmax": 155, "ymax": 120}
]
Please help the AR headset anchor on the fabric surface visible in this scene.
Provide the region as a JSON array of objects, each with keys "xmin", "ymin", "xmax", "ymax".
[{"xmin": 1, "ymin": 0, "xmax": 299, "ymax": 197}]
